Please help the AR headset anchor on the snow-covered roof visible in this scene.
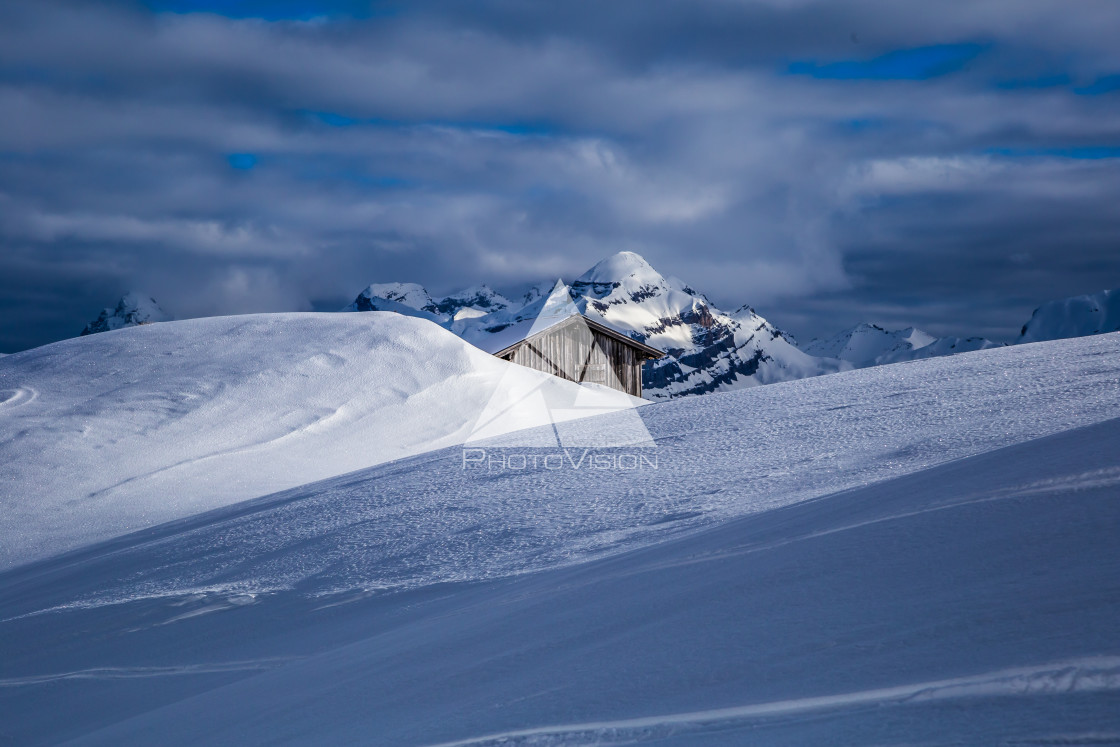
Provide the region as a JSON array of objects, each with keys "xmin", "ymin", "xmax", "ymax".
[{"xmin": 481, "ymin": 283, "xmax": 663, "ymax": 358}]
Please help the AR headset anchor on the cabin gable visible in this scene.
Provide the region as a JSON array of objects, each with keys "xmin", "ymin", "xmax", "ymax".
[{"xmin": 496, "ymin": 316, "xmax": 661, "ymax": 398}]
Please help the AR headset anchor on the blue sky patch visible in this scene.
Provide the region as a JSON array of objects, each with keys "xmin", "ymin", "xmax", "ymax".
[
  {"xmin": 986, "ymin": 146, "xmax": 1120, "ymax": 160},
  {"xmin": 227, "ymin": 153, "xmax": 258, "ymax": 170},
  {"xmin": 839, "ymin": 118, "xmax": 886, "ymax": 132},
  {"xmin": 314, "ymin": 111, "xmax": 360, "ymax": 127},
  {"xmin": 145, "ymin": 1, "xmax": 389, "ymax": 21},
  {"xmin": 305, "ymin": 110, "xmax": 560, "ymax": 137},
  {"xmin": 994, "ymin": 73, "xmax": 1071, "ymax": 90},
  {"xmin": 789, "ymin": 43, "xmax": 987, "ymax": 81},
  {"xmin": 1074, "ymin": 74, "xmax": 1120, "ymax": 96}
]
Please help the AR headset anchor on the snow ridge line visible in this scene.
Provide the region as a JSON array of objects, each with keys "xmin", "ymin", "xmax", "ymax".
[{"xmin": 426, "ymin": 656, "xmax": 1120, "ymax": 746}]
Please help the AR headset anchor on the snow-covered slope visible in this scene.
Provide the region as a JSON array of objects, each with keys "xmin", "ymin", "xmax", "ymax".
[
  {"xmin": 1, "ymin": 334, "xmax": 1119, "ymax": 744},
  {"xmin": 1019, "ymin": 288, "xmax": 1120, "ymax": 343},
  {"xmin": 80, "ymin": 292, "xmax": 172, "ymax": 336},
  {"xmin": 0, "ymin": 312, "xmax": 640, "ymax": 568},
  {"xmin": 804, "ymin": 322, "xmax": 1002, "ymax": 367}
]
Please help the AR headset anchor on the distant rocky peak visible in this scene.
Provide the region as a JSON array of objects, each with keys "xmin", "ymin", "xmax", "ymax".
[
  {"xmin": 347, "ymin": 282, "xmax": 512, "ymax": 321},
  {"xmin": 428, "ymin": 285, "xmax": 512, "ymax": 318},
  {"xmin": 81, "ymin": 292, "xmax": 172, "ymax": 336},
  {"xmin": 352, "ymin": 283, "xmax": 435, "ymax": 313},
  {"xmin": 519, "ymin": 280, "xmax": 556, "ymax": 308}
]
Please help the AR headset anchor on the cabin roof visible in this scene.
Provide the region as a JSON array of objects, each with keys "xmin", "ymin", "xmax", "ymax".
[{"xmin": 485, "ymin": 312, "xmax": 664, "ymax": 360}]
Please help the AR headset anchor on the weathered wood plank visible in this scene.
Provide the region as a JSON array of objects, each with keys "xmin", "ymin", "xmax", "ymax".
[{"xmin": 502, "ymin": 318, "xmax": 653, "ymax": 397}]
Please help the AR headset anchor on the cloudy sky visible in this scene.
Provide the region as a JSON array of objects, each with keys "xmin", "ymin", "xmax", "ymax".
[{"xmin": 2, "ymin": 0, "xmax": 1119, "ymax": 351}]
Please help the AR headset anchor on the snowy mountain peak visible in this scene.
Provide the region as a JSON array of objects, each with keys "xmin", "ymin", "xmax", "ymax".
[
  {"xmin": 429, "ymin": 284, "xmax": 512, "ymax": 318},
  {"xmin": 345, "ymin": 282, "xmax": 511, "ymax": 322},
  {"xmin": 519, "ymin": 281, "xmax": 555, "ymax": 308},
  {"xmin": 80, "ymin": 292, "xmax": 172, "ymax": 336},
  {"xmin": 348, "ymin": 282, "xmax": 434, "ymax": 313},
  {"xmin": 563, "ymin": 255, "xmax": 839, "ymax": 397},
  {"xmin": 575, "ymin": 251, "xmax": 666, "ymax": 291},
  {"xmin": 1019, "ymin": 288, "xmax": 1120, "ymax": 344}
]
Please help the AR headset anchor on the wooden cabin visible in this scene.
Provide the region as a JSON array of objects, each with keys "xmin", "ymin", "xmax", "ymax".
[{"xmin": 490, "ymin": 314, "xmax": 663, "ymax": 398}]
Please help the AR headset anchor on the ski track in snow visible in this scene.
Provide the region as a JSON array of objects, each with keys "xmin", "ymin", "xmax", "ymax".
[
  {"xmin": 0, "ymin": 386, "xmax": 36, "ymax": 410},
  {"xmin": 0, "ymin": 658, "xmax": 300, "ymax": 687},
  {"xmin": 427, "ymin": 657, "xmax": 1120, "ymax": 746},
  {"xmin": 1, "ymin": 586, "xmax": 278, "ymax": 624},
  {"xmin": 81, "ymin": 402, "xmax": 361, "ymax": 503}
]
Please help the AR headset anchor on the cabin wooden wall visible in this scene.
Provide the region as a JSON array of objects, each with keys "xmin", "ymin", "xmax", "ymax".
[
  {"xmin": 594, "ymin": 330, "xmax": 643, "ymax": 397},
  {"xmin": 508, "ymin": 322, "xmax": 646, "ymax": 397}
]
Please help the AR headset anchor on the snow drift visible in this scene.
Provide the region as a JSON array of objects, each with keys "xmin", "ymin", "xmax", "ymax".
[{"xmin": 0, "ymin": 312, "xmax": 640, "ymax": 568}]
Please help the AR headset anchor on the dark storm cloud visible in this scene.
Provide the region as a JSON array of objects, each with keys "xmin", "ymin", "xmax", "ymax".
[{"xmin": 1, "ymin": 0, "xmax": 1119, "ymax": 351}]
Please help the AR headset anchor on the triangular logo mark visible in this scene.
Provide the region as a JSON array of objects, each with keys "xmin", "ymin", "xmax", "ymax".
[{"xmin": 465, "ymin": 281, "xmax": 656, "ymax": 449}]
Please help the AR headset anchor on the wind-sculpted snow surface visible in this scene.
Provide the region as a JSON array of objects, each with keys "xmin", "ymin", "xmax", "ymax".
[
  {"xmin": 0, "ymin": 312, "xmax": 641, "ymax": 568},
  {"xmin": 1, "ymin": 333, "xmax": 1118, "ymax": 606},
  {"xmin": 1, "ymin": 355, "xmax": 1118, "ymax": 744}
]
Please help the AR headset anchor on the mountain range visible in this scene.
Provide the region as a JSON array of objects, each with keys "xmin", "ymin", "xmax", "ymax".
[
  {"xmin": 79, "ymin": 255, "xmax": 1118, "ymax": 399},
  {"xmin": 337, "ymin": 251, "xmax": 1007, "ymax": 398},
  {"xmin": 332, "ymin": 252, "xmax": 845, "ymax": 398}
]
